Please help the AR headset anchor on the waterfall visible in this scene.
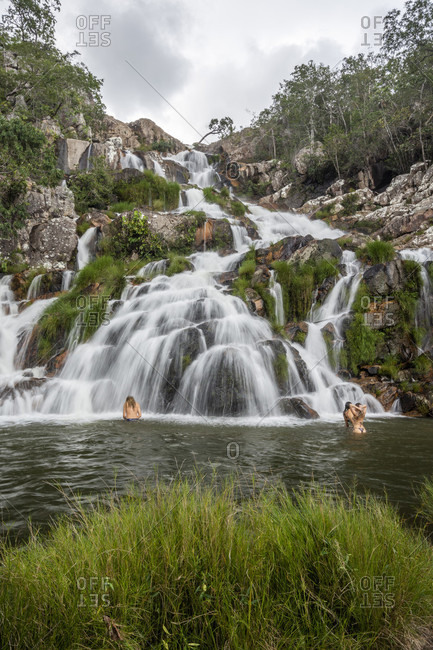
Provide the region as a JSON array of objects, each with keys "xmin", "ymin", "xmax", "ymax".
[
  {"xmin": 0, "ymin": 276, "xmax": 54, "ymax": 380},
  {"xmin": 153, "ymin": 160, "xmax": 166, "ymax": 178},
  {"xmin": 170, "ymin": 150, "xmax": 218, "ymax": 188},
  {"xmin": 269, "ymin": 271, "xmax": 285, "ymax": 326},
  {"xmin": 137, "ymin": 259, "xmax": 168, "ymax": 279},
  {"xmin": 85, "ymin": 142, "xmax": 93, "ymax": 170},
  {"xmin": 399, "ymin": 248, "xmax": 433, "ymax": 350},
  {"xmin": 0, "ymin": 152, "xmax": 385, "ymax": 420},
  {"xmin": 61, "ymin": 270, "xmax": 75, "ymax": 292},
  {"xmin": 77, "ymin": 227, "xmax": 98, "ymax": 270},
  {"xmin": 121, "ymin": 150, "xmax": 144, "ymax": 172},
  {"xmin": 26, "ymin": 274, "xmax": 44, "ymax": 300}
]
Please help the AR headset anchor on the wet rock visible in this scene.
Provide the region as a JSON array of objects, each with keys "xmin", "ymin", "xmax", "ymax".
[
  {"xmin": 244, "ymin": 288, "xmax": 265, "ymax": 317},
  {"xmin": 321, "ymin": 322, "xmax": 337, "ymax": 340},
  {"xmin": 287, "ymin": 343, "xmax": 314, "ymax": 392},
  {"xmin": 215, "ymin": 271, "xmax": 238, "ymax": 287},
  {"xmin": 363, "ymin": 260, "xmax": 406, "ymax": 296},
  {"xmin": 0, "ymin": 377, "xmax": 46, "ymax": 406},
  {"xmin": 255, "ymin": 234, "xmax": 313, "ymax": 265},
  {"xmin": 194, "ymin": 219, "xmax": 233, "ymax": 251},
  {"xmin": 46, "ymin": 350, "xmax": 69, "ymax": 377},
  {"xmin": 251, "ymin": 265, "xmax": 271, "ymax": 287},
  {"xmin": 279, "ymin": 397, "xmax": 319, "ymax": 419},
  {"xmin": 197, "ymin": 320, "xmax": 217, "ymax": 348},
  {"xmin": 285, "ymin": 321, "xmax": 309, "ymax": 344},
  {"xmin": 161, "ymin": 326, "xmax": 204, "ymax": 410},
  {"xmin": 290, "ymin": 238, "xmax": 342, "ymax": 265}
]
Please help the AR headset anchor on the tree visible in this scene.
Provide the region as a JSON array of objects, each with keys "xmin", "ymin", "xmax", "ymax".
[
  {"xmin": 0, "ymin": 116, "xmax": 62, "ymax": 238},
  {"xmin": 198, "ymin": 117, "xmax": 234, "ymax": 143},
  {"xmin": 0, "ymin": 0, "xmax": 61, "ymax": 45}
]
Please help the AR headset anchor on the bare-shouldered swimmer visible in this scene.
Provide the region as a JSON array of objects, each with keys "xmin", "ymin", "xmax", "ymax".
[
  {"xmin": 343, "ymin": 401, "xmax": 367, "ymax": 434},
  {"xmin": 123, "ymin": 395, "xmax": 142, "ymax": 421}
]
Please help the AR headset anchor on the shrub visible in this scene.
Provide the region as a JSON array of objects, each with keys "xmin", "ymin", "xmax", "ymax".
[
  {"xmin": 68, "ymin": 157, "xmax": 115, "ymax": 215},
  {"xmin": 231, "ymin": 200, "xmax": 246, "ymax": 217},
  {"xmin": 273, "ymin": 257, "xmax": 339, "ymax": 322},
  {"xmin": 345, "ymin": 313, "xmax": 384, "ymax": 375},
  {"xmin": 357, "ymin": 241, "xmax": 395, "ymax": 264},
  {"xmin": 110, "ymin": 201, "xmax": 135, "ymax": 213},
  {"xmin": 114, "ymin": 171, "xmax": 180, "ymax": 211},
  {"xmin": 165, "ymin": 254, "xmax": 192, "ymax": 276},
  {"xmin": 106, "ymin": 211, "xmax": 166, "ymax": 261},
  {"xmin": 341, "ymin": 192, "xmax": 360, "ymax": 216},
  {"xmin": 380, "ymin": 355, "xmax": 400, "ymax": 380},
  {"xmin": 0, "ymin": 117, "xmax": 63, "ymax": 238}
]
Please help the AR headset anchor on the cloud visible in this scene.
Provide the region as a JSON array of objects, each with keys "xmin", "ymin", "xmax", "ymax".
[{"xmin": 53, "ymin": 0, "xmax": 407, "ymax": 143}]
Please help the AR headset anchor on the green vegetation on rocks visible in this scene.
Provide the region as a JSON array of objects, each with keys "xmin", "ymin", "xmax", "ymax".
[
  {"xmin": 114, "ymin": 171, "xmax": 180, "ymax": 212},
  {"xmin": 356, "ymin": 241, "xmax": 396, "ymax": 264},
  {"xmin": 273, "ymin": 257, "xmax": 339, "ymax": 321},
  {"xmin": 35, "ymin": 256, "xmax": 125, "ymax": 363},
  {"xmin": 0, "ymin": 117, "xmax": 63, "ymax": 238},
  {"xmin": 2, "ymin": 476, "xmax": 433, "ymax": 649}
]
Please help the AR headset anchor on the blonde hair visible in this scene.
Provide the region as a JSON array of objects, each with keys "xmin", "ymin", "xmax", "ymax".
[{"xmin": 125, "ymin": 395, "xmax": 136, "ymax": 408}]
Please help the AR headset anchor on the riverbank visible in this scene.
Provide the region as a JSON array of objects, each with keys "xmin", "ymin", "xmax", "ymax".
[{"xmin": 2, "ymin": 476, "xmax": 433, "ymax": 649}]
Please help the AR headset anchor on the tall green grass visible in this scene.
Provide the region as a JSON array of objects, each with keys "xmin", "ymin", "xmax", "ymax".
[{"xmin": 2, "ymin": 477, "xmax": 433, "ymax": 649}]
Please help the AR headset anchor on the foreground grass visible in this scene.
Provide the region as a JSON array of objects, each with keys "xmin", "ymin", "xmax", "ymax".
[{"xmin": 2, "ymin": 478, "xmax": 433, "ymax": 649}]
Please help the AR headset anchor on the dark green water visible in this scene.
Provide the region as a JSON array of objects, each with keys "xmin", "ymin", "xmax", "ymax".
[{"xmin": 1, "ymin": 415, "xmax": 432, "ymax": 540}]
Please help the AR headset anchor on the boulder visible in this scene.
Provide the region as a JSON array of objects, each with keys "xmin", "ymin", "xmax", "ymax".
[
  {"xmin": 290, "ymin": 238, "xmax": 342, "ymax": 264},
  {"xmin": 255, "ymin": 235, "xmax": 313, "ymax": 265},
  {"xmin": 363, "ymin": 260, "xmax": 406, "ymax": 296},
  {"xmin": 244, "ymin": 288, "xmax": 265, "ymax": 316},
  {"xmin": 28, "ymin": 218, "xmax": 78, "ymax": 269},
  {"xmin": 279, "ymin": 397, "xmax": 319, "ymax": 419},
  {"xmin": 294, "ymin": 142, "xmax": 325, "ymax": 176}
]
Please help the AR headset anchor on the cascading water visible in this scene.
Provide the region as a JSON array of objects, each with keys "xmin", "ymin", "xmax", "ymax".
[
  {"xmin": 171, "ymin": 150, "xmax": 218, "ymax": 188},
  {"xmin": 76, "ymin": 227, "xmax": 98, "ymax": 270},
  {"xmin": 61, "ymin": 270, "xmax": 75, "ymax": 292},
  {"xmin": 269, "ymin": 271, "xmax": 285, "ymax": 327},
  {"xmin": 0, "ymin": 276, "xmax": 55, "ymax": 410},
  {"xmin": 121, "ymin": 150, "xmax": 144, "ymax": 172},
  {"xmin": 27, "ymin": 274, "xmax": 44, "ymax": 300},
  {"xmin": 399, "ymin": 248, "xmax": 433, "ymax": 351},
  {"xmin": 0, "ymin": 151, "xmax": 384, "ymax": 420}
]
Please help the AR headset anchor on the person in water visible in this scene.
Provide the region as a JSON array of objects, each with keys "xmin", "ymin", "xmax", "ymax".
[
  {"xmin": 123, "ymin": 395, "xmax": 142, "ymax": 421},
  {"xmin": 343, "ymin": 401, "xmax": 367, "ymax": 433}
]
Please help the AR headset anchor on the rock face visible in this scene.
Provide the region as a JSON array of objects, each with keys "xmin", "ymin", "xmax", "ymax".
[
  {"xmin": 102, "ymin": 115, "xmax": 184, "ymax": 152},
  {"xmin": 294, "ymin": 142, "xmax": 325, "ymax": 176},
  {"xmin": 363, "ymin": 260, "xmax": 406, "ymax": 296},
  {"xmin": 0, "ymin": 183, "xmax": 78, "ymax": 270}
]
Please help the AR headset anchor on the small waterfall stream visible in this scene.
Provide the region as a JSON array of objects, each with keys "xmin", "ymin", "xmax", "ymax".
[
  {"xmin": 399, "ymin": 248, "xmax": 433, "ymax": 351},
  {"xmin": 76, "ymin": 227, "xmax": 98, "ymax": 270},
  {"xmin": 0, "ymin": 152, "xmax": 390, "ymax": 419}
]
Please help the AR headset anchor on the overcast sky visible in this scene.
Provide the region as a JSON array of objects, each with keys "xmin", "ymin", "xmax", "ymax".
[{"xmin": 52, "ymin": 0, "xmax": 406, "ymax": 144}]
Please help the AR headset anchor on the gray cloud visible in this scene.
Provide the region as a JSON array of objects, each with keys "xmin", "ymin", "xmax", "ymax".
[{"xmin": 51, "ymin": 0, "xmax": 407, "ymax": 143}]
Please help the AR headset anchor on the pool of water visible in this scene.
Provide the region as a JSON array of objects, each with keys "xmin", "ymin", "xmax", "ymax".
[{"xmin": 1, "ymin": 414, "xmax": 432, "ymax": 540}]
